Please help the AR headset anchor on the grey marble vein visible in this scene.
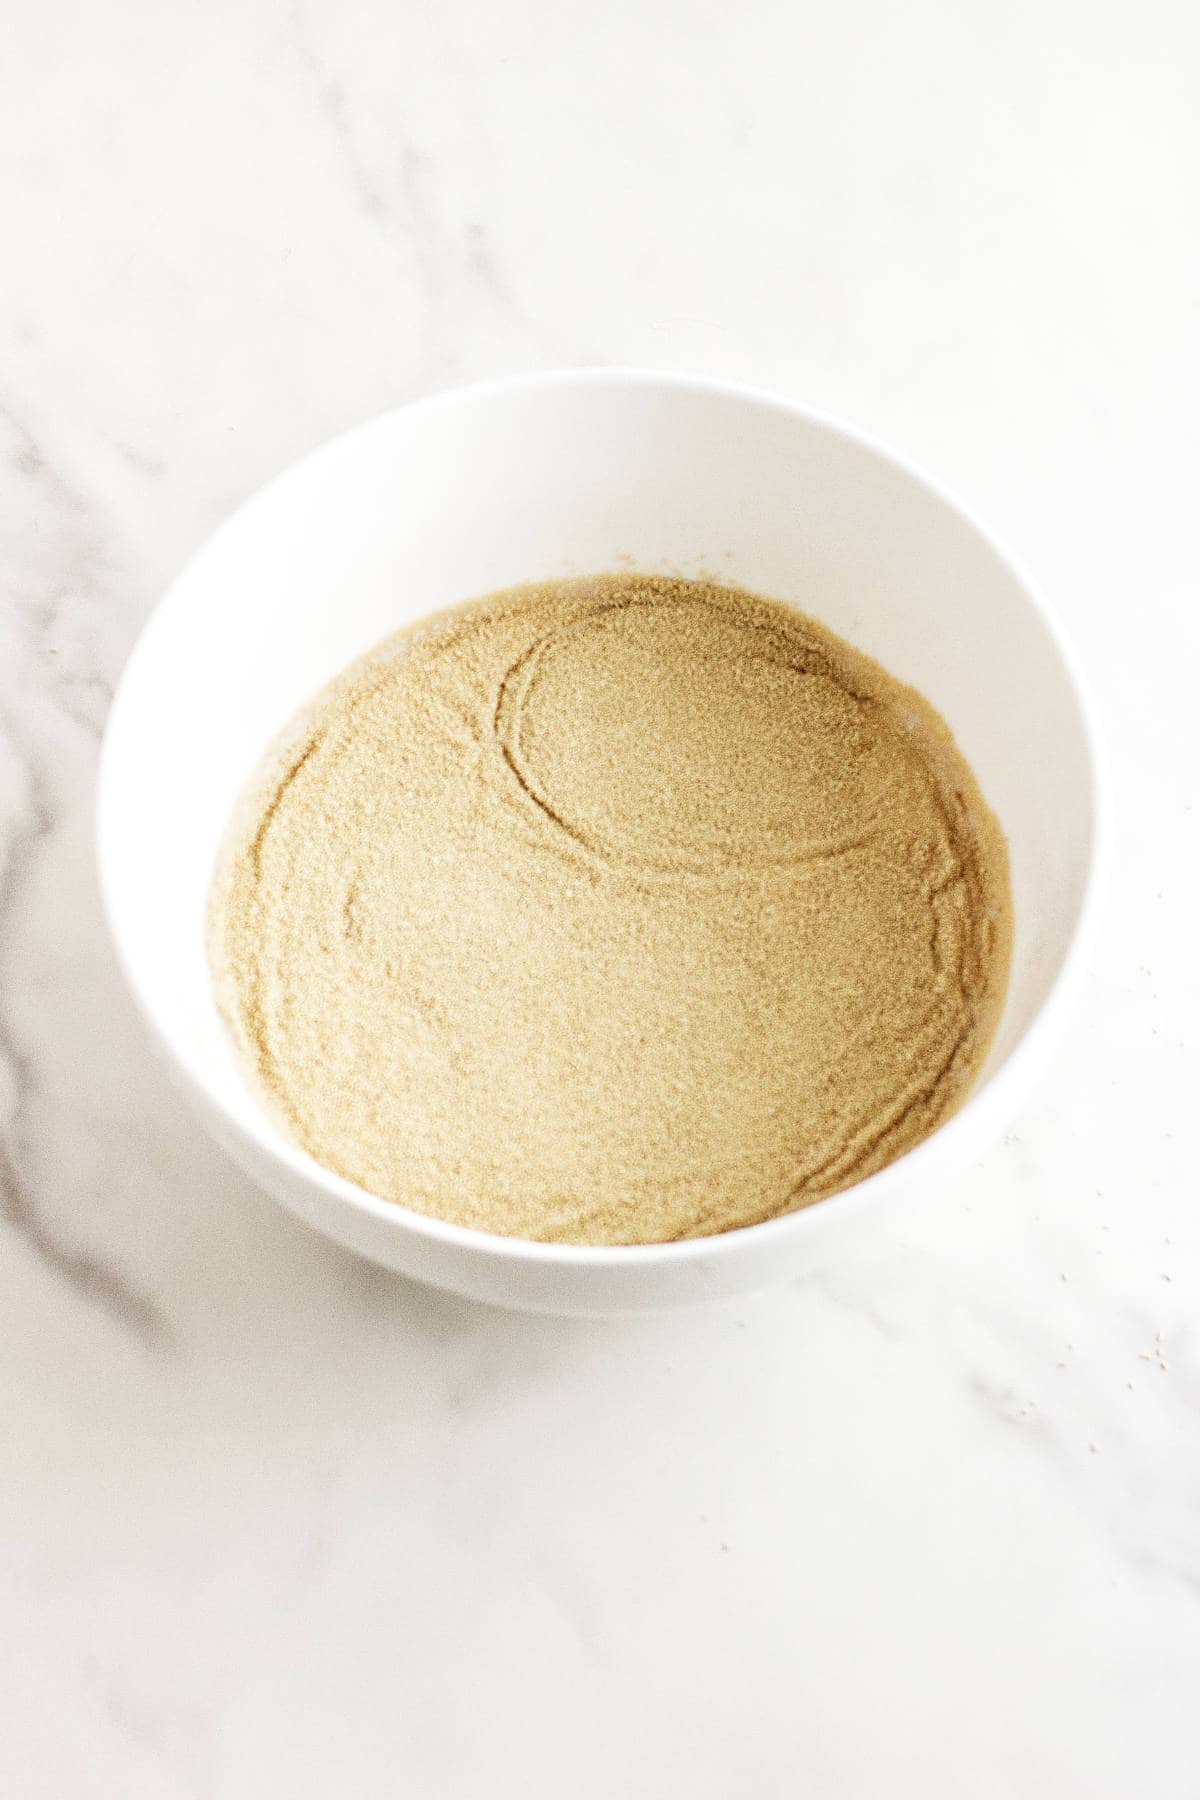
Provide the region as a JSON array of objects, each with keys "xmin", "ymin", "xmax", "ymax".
[
  {"xmin": 288, "ymin": 1, "xmax": 597, "ymax": 375},
  {"xmin": 0, "ymin": 1139, "xmax": 173, "ymax": 1350},
  {"xmin": 1, "ymin": 392, "xmax": 90, "ymax": 517},
  {"xmin": 0, "ymin": 663, "xmax": 172, "ymax": 1351}
]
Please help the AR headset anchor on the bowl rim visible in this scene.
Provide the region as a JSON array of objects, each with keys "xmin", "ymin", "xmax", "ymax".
[{"xmin": 96, "ymin": 365, "xmax": 1109, "ymax": 1269}]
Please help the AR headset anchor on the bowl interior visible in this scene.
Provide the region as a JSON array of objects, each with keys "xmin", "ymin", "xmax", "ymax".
[{"xmin": 99, "ymin": 374, "xmax": 1098, "ymax": 1195}]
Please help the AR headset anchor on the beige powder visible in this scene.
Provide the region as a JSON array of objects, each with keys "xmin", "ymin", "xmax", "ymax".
[{"xmin": 210, "ymin": 573, "xmax": 1011, "ymax": 1244}]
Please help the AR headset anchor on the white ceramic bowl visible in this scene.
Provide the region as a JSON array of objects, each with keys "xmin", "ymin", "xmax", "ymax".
[{"xmin": 97, "ymin": 370, "xmax": 1104, "ymax": 1315}]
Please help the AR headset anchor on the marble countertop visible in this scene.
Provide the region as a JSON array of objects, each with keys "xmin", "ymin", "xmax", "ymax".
[{"xmin": 3, "ymin": 2, "xmax": 1198, "ymax": 1793}]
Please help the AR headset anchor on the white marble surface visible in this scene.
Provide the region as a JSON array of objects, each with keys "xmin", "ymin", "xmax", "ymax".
[{"xmin": 3, "ymin": 1, "xmax": 1199, "ymax": 1793}]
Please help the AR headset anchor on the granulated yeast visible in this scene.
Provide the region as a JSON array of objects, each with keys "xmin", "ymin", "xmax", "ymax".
[{"xmin": 210, "ymin": 574, "xmax": 1011, "ymax": 1244}]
